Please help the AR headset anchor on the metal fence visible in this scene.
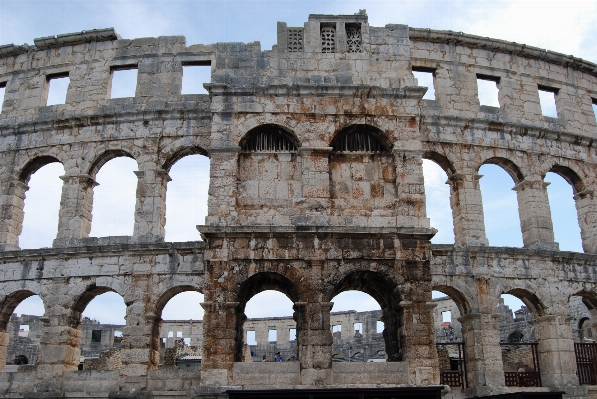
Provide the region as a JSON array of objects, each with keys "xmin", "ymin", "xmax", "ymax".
[{"xmin": 575, "ymin": 342, "xmax": 597, "ymax": 385}]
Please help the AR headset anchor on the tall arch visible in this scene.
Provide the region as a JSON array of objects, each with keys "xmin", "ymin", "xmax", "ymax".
[
  {"xmin": 423, "ymin": 152, "xmax": 455, "ymax": 244},
  {"xmin": 235, "ymin": 272, "xmax": 300, "ymax": 362},
  {"xmin": 329, "ymin": 271, "xmax": 402, "ymax": 361},
  {"xmin": 19, "ymin": 156, "xmax": 62, "ymax": 183},
  {"xmin": 482, "ymin": 157, "xmax": 524, "ymax": 184},
  {"xmin": 87, "ymin": 149, "xmax": 136, "ymax": 179},
  {"xmin": 329, "ymin": 125, "xmax": 396, "ymax": 217}
]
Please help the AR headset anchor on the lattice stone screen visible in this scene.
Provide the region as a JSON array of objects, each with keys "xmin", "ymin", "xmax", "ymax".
[
  {"xmin": 287, "ymin": 28, "xmax": 303, "ymax": 52},
  {"xmin": 346, "ymin": 25, "xmax": 362, "ymax": 53},
  {"xmin": 321, "ymin": 26, "xmax": 336, "ymax": 53}
]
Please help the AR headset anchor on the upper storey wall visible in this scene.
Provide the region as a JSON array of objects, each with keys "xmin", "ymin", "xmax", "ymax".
[
  {"xmin": 0, "ymin": 17, "xmax": 597, "ymax": 142},
  {"xmin": 409, "ymin": 29, "xmax": 597, "ymax": 138}
]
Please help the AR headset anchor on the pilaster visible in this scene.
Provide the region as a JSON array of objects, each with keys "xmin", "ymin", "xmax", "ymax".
[
  {"xmin": 0, "ymin": 177, "xmax": 28, "ymax": 251},
  {"xmin": 574, "ymin": 189, "xmax": 597, "ymax": 254},
  {"xmin": 513, "ymin": 179, "xmax": 559, "ymax": 251},
  {"xmin": 394, "ymin": 150, "xmax": 430, "ymax": 229},
  {"xmin": 448, "ymin": 172, "xmax": 489, "ymax": 246},
  {"xmin": 54, "ymin": 174, "xmax": 97, "ymax": 246},
  {"xmin": 132, "ymin": 168, "xmax": 170, "ymax": 242}
]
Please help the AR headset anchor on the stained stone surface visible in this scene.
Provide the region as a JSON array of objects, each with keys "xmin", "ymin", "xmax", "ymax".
[{"xmin": 0, "ymin": 10, "xmax": 596, "ymax": 399}]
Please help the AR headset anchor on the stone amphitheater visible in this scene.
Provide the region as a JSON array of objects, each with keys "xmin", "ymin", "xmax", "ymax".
[{"xmin": 1, "ymin": 9, "xmax": 597, "ymax": 399}]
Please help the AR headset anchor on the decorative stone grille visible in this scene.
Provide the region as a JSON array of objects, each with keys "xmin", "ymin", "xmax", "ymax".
[
  {"xmin": 287, "ymin": 28, "xmax": 303, "ymax": 52},
  {"xmin": 346, "ymin": 25, "xmax": 362, "ymax": 53},
  {"xmin": 321, "ymin": 26, "xmax": 335, "ymax": 53}
]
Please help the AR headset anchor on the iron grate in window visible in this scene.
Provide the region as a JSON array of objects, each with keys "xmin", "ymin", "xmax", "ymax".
[
  {"xmin": 242, "ymin": 127, "xmax": 297, "ymax": 152},
  {"xmin": 332, "ymin": 130, "xmax": 389, "ymax": 153}
]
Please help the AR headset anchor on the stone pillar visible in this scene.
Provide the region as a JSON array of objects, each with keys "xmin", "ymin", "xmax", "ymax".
[
  {"xmin": 459, "ymin": 312, "xmax": 508, "ymax": 396},
  {"xmin": 205, "ymin": 148, "xmax": 239, "ymax": 226},
  {"xmin": 118, "ymin": 302, "xmax": 159, "ymax": 391},
  {"xmin": 200, "ymin": 301, "xmax": 237, "ymax": 386},
  {"xmin": 575, "ymin": 189, "xmax": 597, "ymax": 254},
  {"xmin": 0, "ymin": 331, "xmax": 8, "ymax": 371},
  {"xmin": 0, "ymin": 177, "xmax": 28, "ymax": 251},
  {"xmin": 294, "ymin": 301, "xmax": 334, "ymax": 385},
  {"xmin": 513, "ymin": 179, "xmax": 559, "ymax": 250},
  {"xmin": 54, "ymin": 174, "xmax": 97, "ymax": 246},
  {"xmin": 448, "ymin": 173, "xmax": 489, "ymax": 246},
  {"xmin": 394, "ymin": 150, "xmax": 430, "ymax": 229},
  {"xmin": 133, "ymin": 168, "xmax": 170, "ymax": 242},
  {"xmin": 533, "ymin": 314, "xmax": 579, "ymax": 387},
  {"xmin": 34, "ymin": 305, "xmax": 82, "ymax": 392},
  {"xmin": 399, "ymin": 299, "xmax": 440, "ymax": 386},
  {"xmin": 298, "ymin": 147, "xmax": 331, "ymax": 218}
]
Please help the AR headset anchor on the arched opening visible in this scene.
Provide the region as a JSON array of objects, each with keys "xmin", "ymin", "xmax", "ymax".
[
  {"xmin": 238, "ymin": 125, "xmax": 300, "ymax": 212},
  {"xmin": 88, "ymin": 155, "xmax": 138, "ymax": 237},
  {"xmin": 432, "ymin": 288, "xmax": 468, "ymax": 389},
  {"xmin": 545, "ymin": 169, "xmax": 583, "ymax": 252},
  {"xmin": 164, "ymin": 152, "xmax": 210, "ymax": 242},
  {"xmin": 1, "ymin": 292, "xmax": 45, "ymax": 370},
  {"xmin": 422, "ymin": 155, "xmax": 454, "ymax": 244},
  {"xmin": 19, "ymin": 158, "xmax": 64, "ymax": 249},
  {"xmin": 569, "ymin": 292, "xmax": 597, "ymax": 384},
  {"xmin": 329, "ymin": 271, "xmax": 401, "ymax": 362},
  {"xmin": 157, "ymin": 290, "xmax": 204, "ymax": 369},
  {"xmin": 236, "ymin": 273, "xmax": 300, "ymax": 363},
  {"xmin": 479, "ymin": 162, "xmax": 523, "ymax": 247},
  {"xmin": 72, "ymin": 287, "xmax": 126, "ymax": 370},
  {"xmin": 329, "ymin": 125, "xmax": 396, "ymax": 217},
  {"xmin": 498, "ymin": 292, "xmax": 541, "ymax": 387},
  {"xmin": 244, "ymin": 291, "xmax": 296, "ymax": 362},
  {"xmin": 329, "ymin": 290, "xmax": 384, "ymax": 362}
]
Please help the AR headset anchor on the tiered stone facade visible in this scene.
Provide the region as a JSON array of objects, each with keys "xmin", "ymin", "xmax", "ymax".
[{"xmin": 0, "ymin": 10, "xmax": 596, "ymax": 399}]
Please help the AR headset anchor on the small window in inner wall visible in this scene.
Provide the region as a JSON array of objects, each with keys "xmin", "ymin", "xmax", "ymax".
[
  {"xmin": 592, "ymin": 98, "xmax": 597, "ymax": 122},
  {"xmin": 0, "ymin": 81, "xmax": 6, "ymax": 113}
]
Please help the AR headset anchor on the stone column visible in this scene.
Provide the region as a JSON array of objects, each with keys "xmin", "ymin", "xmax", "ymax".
[
  {"xmin": 533, "ymin": 314, "xmax": 579, "ymax": 387},
  {"xmin": 54, "ymin": 174, "xmax": 97, "ymax": 246},
  {"xmin": 205, "ymin": 148, "xmax": 239, "ymax": 226},
  {"xmin": 448, "ymin": 172, "xmax": 489, "ymax": 246},
  {"xmin": 394, "ymin": 150, "xmax": 430, "ymax": 229},
  {"xmin": 294, "ymin": 301, "xmax": 334, "ymax": 385},
  {"xmin": 459, "ymin": 312, "xmax": 508, "ymax": 396},
  {"xmin": 574, "ymin": 189, "xmax": 597, "ymax": 254},
  {"xmin": 399, "ymin": 299, "xmax": 440, "ymax": 386},
  {"xmin": 0, "ymin": 177, "xmax": 28, "ymax": 251},
  {"xmin": 200, "ymin": 300, "xmax": 237, "ymax": 386},
  {"xmin": 0, "ymin": 331, "xmax": 8, "ymax": 371},
  {"xmin": 133, "ymin": 168, "xmax": 170, "ymax": 242},
  {"xmin": 119, "ymin": 302, "xmax": 160, "ymax": 391},
  {"xmin": 513, "ymin": 179, "xmax": 559, "ymax": 250},
  {"xmin": 34, "ymin": 304, "xmax": 82, "ymax": 392}
]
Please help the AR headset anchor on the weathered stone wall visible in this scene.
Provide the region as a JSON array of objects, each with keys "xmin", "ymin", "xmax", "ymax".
[{"xmin": 0, "ymin": 9, "xmax": 596, "ymax": 399}]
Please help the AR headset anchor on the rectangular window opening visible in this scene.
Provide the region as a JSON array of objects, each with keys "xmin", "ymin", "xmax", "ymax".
[
  {"xmin": 114, "ymin": 330, "xmax": 123, "ymax": 343},
  {"xmin": 247, "ymin": 330, "xmax": 257, "ymax": 345},
  {"xmin": 110, "ymin": 66, "xmax": 138, "ymax": 99},
  {"xmin": 376, "ymin": 320, "xmax": 384, "ymax": 333},
  {"xmin": 167, "ymin": 331, "xmax": 173, "ymax": 338},
  {"xmin": 18, "ymin": 325, "xmax": 30, "ymax": 337},
  {"xmin": 182, "ymin": 63, "xmax": 211, "ymax": 95},
  {"xmin": 538, "ymin": 85, "xmax": 559, "ymax": 118},
  {"xmin": 592, "ymin": 98, "xmax": 597, "ymax": 122},
  {"xmin": 91, "ymin": 330, "xmax": 102, "ymax": 343},
  {"xmin": 442, "ymin": 310, "xmax": 452, "ymax": 323},
  {"xmin": 477, "ymin": 74, "xmax": 500, "ymax": 107},
  {"xmin": 289, "ymin": 328, "xmax": 296, "ymax": 341},
  {"xmin": 353, "ymin": 322, "xmax": 363, "ymax": 334},
  {"xmin": 332, "ymin": 324, "xmax": 342, "ymax": 333},
  {"xmin": 161, "ymin": 338, "xmax": 166, "ymax": 348},
  {"xmin": 176, "ymin": 331, "xmax": 182, "ymax": 338},
  {"xmin": 268, "ymin": 329, "xmax": 277, "ymax": 342},
  {"xmin": 184, "ymin": 337, "xmax": 191, "ymax": 345},
  {"xmin": 46, "ymin": 73, "xmax": 70, "ymax": 106},
  {"xmin": 0, "ymin": 82, "xmax": 6, "ymax": 113},
  {"xmin": 412, "ymin": 67, "xmax": 435, "ymax": 100}
]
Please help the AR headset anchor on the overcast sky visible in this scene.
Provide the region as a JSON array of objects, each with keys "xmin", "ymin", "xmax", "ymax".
[{"xmin": 5, "ymin": 0, "xmax": 597, "ymax": 326}]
